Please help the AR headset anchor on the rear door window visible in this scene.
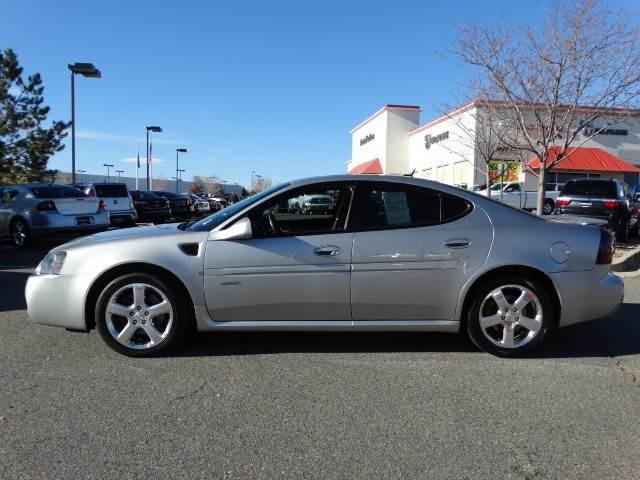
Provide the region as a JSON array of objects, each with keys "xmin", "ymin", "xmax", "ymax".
[
  {"xmin": 94, "ymin": 184, "xmax": 129, "ymax": 198},
  {"xmin": 354, "ymin": 183, "xmax": 471, "ymax": 230}
]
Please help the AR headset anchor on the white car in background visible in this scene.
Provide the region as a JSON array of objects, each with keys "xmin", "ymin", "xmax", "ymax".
[{"xmin": 478, "ymin": 182, "xmax": 561, "ymax": 214}]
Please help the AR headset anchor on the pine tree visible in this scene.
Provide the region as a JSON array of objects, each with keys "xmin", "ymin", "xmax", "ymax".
[{"xmin": 0, "ymin": 48, "xmax": 69, "ymax": 183}]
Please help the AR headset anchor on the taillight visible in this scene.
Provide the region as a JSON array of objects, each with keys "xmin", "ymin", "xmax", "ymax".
[
  {"xmin": 98, "ymin": 198, "xmax": 106, "ymax": 210},
  {"xmin": 596, "ymin": 228, "xmax": 615, "ymax": 264},
  {"xmin": 36, "ymin": 200, "xmax": 57, "ymax": 212},
  {"xmin": 555, "ymin": 198, "xmax": 571, "ymax": 207},
  {"xmin": 601, "ymin": 200, "xmax": 620, "ymax": 209},
  {"xmin": 87, "ymin": 189, "xmax": 95, "ymax": 197}
]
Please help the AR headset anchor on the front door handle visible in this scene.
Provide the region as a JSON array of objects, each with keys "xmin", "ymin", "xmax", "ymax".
[
  {"xmin": 313, "ymin": 245, "xmax": 342, "ymax": 256},
  {"xmin": 445, "ymin": 238, "xmax": 471, "ymax": 249}
]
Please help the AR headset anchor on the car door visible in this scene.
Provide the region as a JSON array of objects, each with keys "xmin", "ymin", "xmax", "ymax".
[
  {"xmin": 0, "ymin": 188, "xmax": 19, "ymax": 235},
  {"xmin": 350, "ymin": 181, "xmax": 493, "ymax": 322},
  {"xmin": 203, "ymin": 182, "xmax": 355, "ymax": 321}
]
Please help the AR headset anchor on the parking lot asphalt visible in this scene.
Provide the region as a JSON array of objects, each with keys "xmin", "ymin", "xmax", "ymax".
[{"xmin": 0, "ymin": 240, "xmax": 639, "ymax": 480}]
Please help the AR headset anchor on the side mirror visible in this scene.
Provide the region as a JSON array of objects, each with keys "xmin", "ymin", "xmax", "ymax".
[{"xmin": 210, "ymin": 217, "xmax": 252, "ymax": 241}]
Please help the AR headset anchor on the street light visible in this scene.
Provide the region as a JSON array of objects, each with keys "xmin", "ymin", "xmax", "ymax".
[
  {"xmin": 103, "ymin": 163, "xmax": 114, "ymax": 181},
  {"xmin": 76, "ymin": 169, "xmax": 86, "ymax": 184},
  {"xmin": 176, "ymin": 148, "xmax": 187, "ymax": 193},
  {"xmin": 68, "ymin": 62, "xmax": 101, "ymax": 184},
  {"xmin": 115, "ymin": 169, "xmax": 124, "ymax": 179},
  {"xmin": 146, "ymin": 126, "xmax": 162, "ymax": 190}
]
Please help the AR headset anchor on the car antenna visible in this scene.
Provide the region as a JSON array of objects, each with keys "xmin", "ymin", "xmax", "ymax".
[{"xmin": 403, "ymin": 168, "xmax": 417, "ymax": 177}]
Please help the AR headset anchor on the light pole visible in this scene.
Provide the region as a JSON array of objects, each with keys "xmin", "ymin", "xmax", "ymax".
[
  {"xmin": 68, "ymin": 63, "xmax": 101, "ymax": 184},
  {"xmin": 76, "ymin": 169, "xmax": 86, "ymax": 184},
  {"xmin": 251, "ymin": 170, "xmax": 255, "ymax": 193},
  {"xmin": 254, "ymin": 174, "xmax": 263, "ymax": 192},
  {"xmin": 176, "ymin": 148, "xmax": 187, "ymax": 192},
  {"xmin": 103, "ymin": 163, "xmax": 114, "ymax": 181},
  {"xmin": 146, "ymin": 126, "xmax": 162, "ymax": 190},
  {"xmin": 116, "ymin": 169, "xmax": 124, "ymax": 179}
]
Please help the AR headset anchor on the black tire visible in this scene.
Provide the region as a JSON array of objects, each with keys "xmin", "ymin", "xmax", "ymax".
[
  {"xmin": 465, "ymin": 275, "xmax": 555, "ymax": 357},
  {"xmin": 543, "ymin": 199, "xmax": 554, "ymax": 215},
  {"xmin": 10, "ymin": 217, "xmax": 31, "ymax": 248},
  {"xmin": 616, "ymin": 219, "xmax": 629, "ymax": 243},
  {"xmin": 95, "ymin": 273, "xmax": 190, "ymax": 357}
]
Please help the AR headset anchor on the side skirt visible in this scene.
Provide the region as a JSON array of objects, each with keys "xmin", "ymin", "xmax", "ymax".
[{"xmin": 194, "ymin": 306, "xmax": 460, "ymax": 333}]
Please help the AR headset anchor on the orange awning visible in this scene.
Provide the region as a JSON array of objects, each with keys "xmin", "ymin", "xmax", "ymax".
[
  {"xmin": 348, "ymin": 158, "xmax": 383, "ymax": 175},
  {"xmin": 528, "ymin": 146, "xmax": 640, "ymax": 173}
]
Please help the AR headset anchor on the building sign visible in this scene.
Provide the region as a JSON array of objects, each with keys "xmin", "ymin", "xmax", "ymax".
[
  {"xmin": 360, "ymin": 133, "xmax": 375, "ymax": 146},
  {"xmin": 424, "ymin": 131, "xmax": 449, "ymax": 149}
]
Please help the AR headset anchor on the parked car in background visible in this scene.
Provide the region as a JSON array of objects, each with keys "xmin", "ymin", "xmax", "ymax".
[
  {"xmin": 83, "ymin": 183, "xmax": 137, "ymax": 226},
  {"xmin": 299, "ymin": 194, "xmax": 335, "ymax": 215},
  {"xmin": 182, "ymin": 193, "xmax": 210, "ymax": 215},
  {"xmin": 477, "ymin": 182, "xmax": 560, "ymax": 214},
  {"xmin": 0, "ymin": 184, "xmax": 109, "ymax": 247},
  {"xmin": 130, "ymin": 190, "xmax": 171, "ymax": 223},
  {"xmin": 26, "ymin": 175, "xmax": 623, "ymax": 357},
  {"xmin": 208, "ymin": 196, "xmax": 228, "ymax": 212},
  {"xmin": 151, "ymin": 191, "xmax": 194, "ymax": 219},
  {"xmin": 555, "ymin": 179, "xmax": 638, "ymax": 241}
]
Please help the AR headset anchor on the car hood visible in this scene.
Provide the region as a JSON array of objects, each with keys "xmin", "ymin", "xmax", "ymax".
[{"xmin": 54, "ymin": 223, "xmax": 185, "ymax": 250}]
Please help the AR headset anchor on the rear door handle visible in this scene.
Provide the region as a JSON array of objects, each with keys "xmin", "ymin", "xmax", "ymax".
[
  {"xmin": 313, "ymin": 245, "xmax": 342, "ymax": 256},
  {"xmin": 445, "ymin": 238, "xmax": 471, "ymax": 249}
]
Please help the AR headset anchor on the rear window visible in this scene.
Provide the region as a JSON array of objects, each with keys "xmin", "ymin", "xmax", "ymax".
[
  {"xmin": 131, "ymin": 191, "xmax": 162, "ymax": 200},
  {"xmin": 94, "ymin": 184, "xmax": 129, "ymax": 198},
  {"xmin": 561, "ymin": 180, "xmax": 617, "ymax": 198},
  {"xmin": 152, "ymin": 191, "xmax": 179, "ymax": 198},
  {"xmin": 29, "ymin": 185, "xmax": 87, "ymax": 198}
]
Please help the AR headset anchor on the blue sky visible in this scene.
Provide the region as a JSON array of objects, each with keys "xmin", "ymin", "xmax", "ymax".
[{"xmin": 2, "ymin": 0, "xmax": 588, "ymax": 187}]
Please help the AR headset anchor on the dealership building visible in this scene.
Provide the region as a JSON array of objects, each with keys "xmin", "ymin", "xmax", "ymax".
[{"xmin": 347, "ymin": 101, "xmax": 640, "ymax": 189}]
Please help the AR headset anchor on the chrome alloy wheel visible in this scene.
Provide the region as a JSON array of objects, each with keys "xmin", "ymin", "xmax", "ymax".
[
  {"xmin": 478, "ymin": 284, "xmax": 543, "ymax": 349},
  {"xmin": 105, "ymin": 283, "xmax": 174, "ymax": 350},
  {"xmin": 12, "ymin": 220, "xmax": 27, "ymax": 246}
]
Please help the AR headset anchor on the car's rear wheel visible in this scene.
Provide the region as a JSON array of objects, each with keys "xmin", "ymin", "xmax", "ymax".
[
  {"xmin": 616, "ymin": 219, "xmax": 629, "ymax": 242},
  {"xmin": 95, "ymin": 273, "xmax": 188, "ymax": 356},
  {"xmin": 466, "ymin": 276, "xmax": 554, "ymax": 357},
  {"xmin": 543, "ymin": 199, "xmax": 555, "ymax": 215},
  {"xmin": 10, "ymin": 218, "xmax": 30, "ymax": 248}
]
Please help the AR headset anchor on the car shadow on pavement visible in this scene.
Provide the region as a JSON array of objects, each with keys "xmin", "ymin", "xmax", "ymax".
[
  {"xmin": 171, "ymin": 303, "xmax": 640, "ymax": 359},
  {"xmin": 0, "ymin": 269, "xmax": 31, "ymax": 312},
  {"xmin": 172, "ymin": 331, "xmax": 479, "ymax": 357}
]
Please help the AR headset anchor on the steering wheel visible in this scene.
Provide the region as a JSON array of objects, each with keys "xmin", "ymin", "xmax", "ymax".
[{"xmin": 265, "ymin": 210, "xmax": 280, "ymax": 235}]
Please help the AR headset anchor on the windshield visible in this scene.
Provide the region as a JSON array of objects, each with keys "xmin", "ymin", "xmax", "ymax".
[
  {"xmin": 188, "ymin": 183, "xmax": 289, "ymax": 231},
  {"xmin": 95, "ymin": 184, "xmax": 129, "ymax": 197}
]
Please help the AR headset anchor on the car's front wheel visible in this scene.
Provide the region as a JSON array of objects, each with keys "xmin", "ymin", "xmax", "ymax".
[
  {"xmin": 10, "ymin": 218, "xmax": 30, "ymax": 248},
  {"xmin": 466, "ymin": 276, "xmax": 554, "ymax": 357},
  {"xmin": 95, "ymin": 273, "xmax": 189, "ymax": 356}
]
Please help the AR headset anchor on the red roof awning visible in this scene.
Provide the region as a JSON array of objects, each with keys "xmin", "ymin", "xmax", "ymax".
[
  {"xmin": 348, "ymin": 158, "xmax": 383, "ymax": 175},
  {"xmin": 528, "ymin": 146, "xmax": 640, "ymax": 173}
]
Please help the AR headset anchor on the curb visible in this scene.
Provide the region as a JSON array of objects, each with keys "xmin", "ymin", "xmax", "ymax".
[{"xmin": 612, "ymin": 243, "xmax": 640, "ymax": 274}]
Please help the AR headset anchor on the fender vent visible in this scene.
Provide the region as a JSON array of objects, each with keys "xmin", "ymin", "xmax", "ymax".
[{"xmin": 179, "ymin": 243, "xmax": 200, "ymax": 256}]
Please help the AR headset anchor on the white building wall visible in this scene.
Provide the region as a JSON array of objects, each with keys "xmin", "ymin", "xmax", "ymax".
[
  {"xmin": 407, "ymin": 107, "xmax": 478, "ymax": 188},
  {"xmin": 385, "ymin": 109, "xmax": 421, "ymax": 175},
  {"xmin": 350, "ymin": 110, "xmax": 388, "ymax": 172}
]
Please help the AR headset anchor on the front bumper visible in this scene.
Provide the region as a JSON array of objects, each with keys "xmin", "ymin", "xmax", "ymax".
[
  {"xmin": 25, "ymin": 273, "xmax": 91, "ymax": 330},
  {"xmin": 551, "ymin": 269, "xmax": 624, "ymax": 327}
]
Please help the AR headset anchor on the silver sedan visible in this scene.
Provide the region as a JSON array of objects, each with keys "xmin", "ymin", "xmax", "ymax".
[
  {"xmin": 25, "ymin": 175, "xmax": 624, "ymax": 357},
  {"xmin": 1, "ymin": 184, "xmax": 110, "ymax": 247}
]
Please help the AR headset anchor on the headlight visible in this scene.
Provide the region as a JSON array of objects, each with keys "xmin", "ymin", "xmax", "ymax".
[{"xmin": 35, "ymin": 251, "xmax": 67, "ymax": 275}]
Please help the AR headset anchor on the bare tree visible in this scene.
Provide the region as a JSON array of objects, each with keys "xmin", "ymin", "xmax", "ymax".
[
  {"xmin": 188, "ymin": 176, "xmax": 206, "ymax": 195},
  {"xmin": 441, "ymin": 101, "xmax": 514, "ymax": 196},
  {"xmin": 453, "ymin": 0, "xmax": 640, "ymax": 214},
  {"xmin": 202, "ymin": 176, "xmax": 224, "ymax": 196}
]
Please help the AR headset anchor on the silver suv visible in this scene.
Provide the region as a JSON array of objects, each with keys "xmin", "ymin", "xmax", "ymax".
[{"xmin": 83, "ymin": 183, "xmax": 137, "ymax": 226}]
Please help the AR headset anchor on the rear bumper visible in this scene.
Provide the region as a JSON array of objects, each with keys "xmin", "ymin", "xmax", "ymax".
[
  {"xmin": 551, "ymin": 269, "xmax": 624, "ymax": 327},
  {"xmin": 30, "ymin": 211, "xmax": 110, "ymax": 237},
  {"xmin": 25, "ymin": 273, "xmax": 91, "ymax": 330},
  {"xmin": 108, "ymin": 210, "xmax": 137, "ymax": 225}
]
